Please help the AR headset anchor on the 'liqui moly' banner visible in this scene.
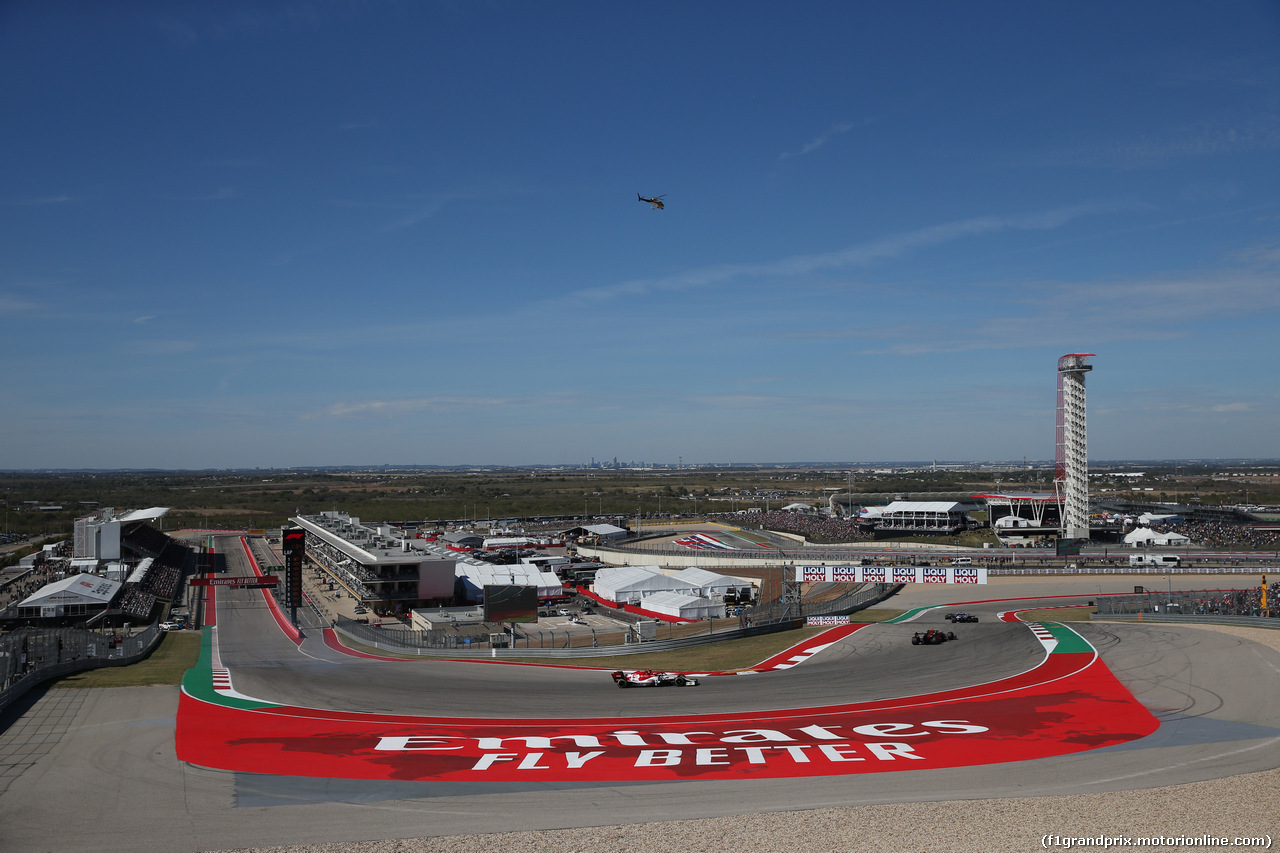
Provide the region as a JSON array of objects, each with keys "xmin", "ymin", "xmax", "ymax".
[{"xmin": 797, "ymin": 565, "xmax": 987, "ymax": 585}]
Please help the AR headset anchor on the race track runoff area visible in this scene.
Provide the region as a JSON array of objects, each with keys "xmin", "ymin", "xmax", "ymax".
[{"xmin": 176, "ymin": 584, "xmax": 1159, "ymax": 783}]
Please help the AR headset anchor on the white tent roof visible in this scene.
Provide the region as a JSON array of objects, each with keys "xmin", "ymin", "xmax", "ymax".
[
  {"xmin": 781, "ymin": 503, "xmax": 816, "ymax": 512},
  {"xmin": 882, "ymin": 501, "xmax": 968, "ymax": 513},
  {"xmin": 671, "ymin": 567, "xmax": 752, "ymax": 593},
  {"xmin": 1124, "ymin": 527, "xmax": 1190, "ymax": 546},
  {"xmin": 454, "ymin": 564, "xmax": 563, "ymax": 599},
  {"xmin": 640, "ymin": 590, "xmax": 725, "ymax": 620},
  {"xmin": 19, "ymin": 574, "xmax": 121, "ymax": 608},
  {"xmin": 593, "ymin": 566, "xmax": 700, "ymax": 601}
]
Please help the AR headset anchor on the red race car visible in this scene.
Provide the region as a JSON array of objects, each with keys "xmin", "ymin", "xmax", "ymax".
[
  {"xmin": 911, "ymin": 628, "xmax": 956, "ymax": 645},
  {"xmin": 611, "ymin": 669, "xmax": 699, "ymax": 688}
]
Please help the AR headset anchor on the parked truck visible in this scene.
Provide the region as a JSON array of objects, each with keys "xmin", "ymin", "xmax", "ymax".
[{"xmin": 1129, "ymin": 554, "xmax": 1181, "ymax": 568}]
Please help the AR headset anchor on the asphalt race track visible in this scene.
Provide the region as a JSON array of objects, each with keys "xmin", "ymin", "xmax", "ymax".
[{"xmin": 3, "ymin": 542, "xmax": 1280, "ymax": 852}]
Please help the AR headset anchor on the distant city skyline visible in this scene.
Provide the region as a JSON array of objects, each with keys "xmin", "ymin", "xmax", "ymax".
[
  {"xmin": 4, "ymin": 457, "xmax": 1278, "ymax": 475},
  {"xmin": 2, "ymin": 2, "xmax": 1278, "ymax": 469}
]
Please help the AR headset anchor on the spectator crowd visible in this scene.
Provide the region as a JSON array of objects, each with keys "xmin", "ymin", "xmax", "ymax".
[{"xmin": 710, "ymin": 510, "xmax": 874, "ymax": 544}]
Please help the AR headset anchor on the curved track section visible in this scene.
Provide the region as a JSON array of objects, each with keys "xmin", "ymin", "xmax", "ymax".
[
  {"xmin": 6, "ymin": 544, "xmax": 1280, "ymax": 853},
  {"xmin": 176, "ymin": 551, "xmax": 1280, "ymax": 795}
]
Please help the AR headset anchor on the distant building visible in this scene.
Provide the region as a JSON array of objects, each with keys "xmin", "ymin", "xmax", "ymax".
[{"xmin": 860, "ymin": 501, "xmax": 974, "ymax": 535}]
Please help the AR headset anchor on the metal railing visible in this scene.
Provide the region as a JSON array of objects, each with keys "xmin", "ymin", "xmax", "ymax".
[
  {"xmin": 1092, "ymin": 613, "xmax": 1280, "ymax": 630},
  {"xmin": 330, "ymin": 583, "xmax": 899, "ymax": 659},
  {"xmin": 1094, "ymin": 587, "xmax": 1273, "ymax": 617},
  {"xmin": 0, "ymin": 623, "xmax": 163, "ymax": 713}
]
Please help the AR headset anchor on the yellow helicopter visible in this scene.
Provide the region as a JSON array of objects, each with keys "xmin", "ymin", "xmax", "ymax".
[{"xmin": 637, "ymin": 193, "xmax": 666, "ymax": 210}]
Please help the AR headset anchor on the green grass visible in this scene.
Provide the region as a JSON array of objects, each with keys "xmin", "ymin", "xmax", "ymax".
[
  {"xmin": 50, "ymin": 631, "xmax": 202, "ymax": 688},
  {"xmin": 849, "ymin": 608, "xmax": 907, "ymax": 623}
]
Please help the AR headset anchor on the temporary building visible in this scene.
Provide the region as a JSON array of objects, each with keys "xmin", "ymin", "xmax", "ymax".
[
  {"xmin": 453, "ymin": 562, "xmax": 564, "ymax": 602},
  {"xmin": 441, "ymin": 531, "xmax": 483, "ymax": 549},
  {"xmin": 569, "ymin": 523, "xmax": 628, "ymax": 542},
  {"xmin": 641, "ymin": 590, "xmax": 724, "ymax": 620},
  {"xmin": 593, "ymin": 565, "xmax": 700, "ymax": 605},
  {"xmin": 1123, "ymin": 527, "xmax": 1191, "ymax": 547},
  {"xmin": 16, "ymin": 573, "xmax": 121, "ymax": 619},
  {"xmin": 671, "ymin": 567, "xmax": 754, "ymax": 601}
]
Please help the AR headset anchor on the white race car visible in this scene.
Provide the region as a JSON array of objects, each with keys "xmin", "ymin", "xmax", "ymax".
[{"xmin": 611, "ymin": 669, "xmax": 699, "ymax": 688}]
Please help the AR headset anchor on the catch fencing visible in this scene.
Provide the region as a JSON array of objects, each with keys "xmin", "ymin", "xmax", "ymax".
[
  {"xmin": 1094, "ymin": 587, "xmax": 1273, "ymax": 618},
  {"xmin": 332, "ymin": 582, "xmax": 898, "ymax": 659},
  {"xmin": 1092, "ymin": 613, "xmax": 1280, "ymax": 630},
  {"xmin": 0, "ymin": 623, "xmax": 163, "ymax": 713}
]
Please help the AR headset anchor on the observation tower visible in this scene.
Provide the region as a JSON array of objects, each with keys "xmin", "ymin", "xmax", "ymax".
[{"xmin": 1055, "ymin": 353, "xmax": 1093, "ymax": 540}]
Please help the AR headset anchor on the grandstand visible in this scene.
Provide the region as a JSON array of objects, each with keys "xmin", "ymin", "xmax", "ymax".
[
  {"xmin": 1, "ymin": 521, "xmax": 193, "ymax": 628},
  {"xmin": 863, "ymin": 501, "xmax": 975, "ymax": 536}
]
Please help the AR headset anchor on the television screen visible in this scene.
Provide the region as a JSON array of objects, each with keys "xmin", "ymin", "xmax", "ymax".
[{"xmin": 482, "ymin": 584, "xmax": 538, "ymax": 623}]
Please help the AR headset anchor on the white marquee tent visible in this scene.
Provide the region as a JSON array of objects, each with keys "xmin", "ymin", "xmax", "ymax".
[
  {"xmin": 670, "ymin": 567, "xmax": 754, "ymax": 600},
  {"xmin": 641, "ymin": 590, "xmax": 724, "ymax": 620},
  {"xmin": 1124, "ymin": 527, "xmax": 1191, "ymax": 547},
  {"xmin": 592, "ymin": 565, "xmax": 700, "ymax": 605},
  {"xmin": 17, "ymin": 573, "xmax": 121, "ymax": 616}
]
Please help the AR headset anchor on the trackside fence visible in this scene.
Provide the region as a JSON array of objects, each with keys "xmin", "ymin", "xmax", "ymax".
[
  {"xmin": 1094, "ymin": 587, "xmax": 1275, "ymax": 619},
  {"xmin": 1093, "ymin": 613, "xmax": 1280, "ymax": 630},
  {"xmin": 332, "ymin": 583, "xmax": 899, "ymax": 659},
  {"xmin": 0, "ymin": 623, "xmax": 163, "ymax": 714}
]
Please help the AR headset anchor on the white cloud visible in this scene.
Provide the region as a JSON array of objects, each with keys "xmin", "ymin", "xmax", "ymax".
[
  {"xmin": 0, "ymin": 294, "xmax": 41, "ymax": 313},
  {"xmin": 1028, "ymin": 117, "xmax": 1280, "ymax": 170},
  {"xmin": 773, "ymin": 256, "xmax": 1280, "ymax": 357},
  {"xmin": 779, "ymin": 120, "xmax": 867, "ymax": 160},
  {"xmin": 307, "ymin": 396, "xmax": 520, "ymax": 420},
  {"xmin": 566, "ymin": 202, "xmax": 1130, "ymax": 305},
  {"xmin": 124, "ymin": 339, "xmax": 199, "ymax": 355}
]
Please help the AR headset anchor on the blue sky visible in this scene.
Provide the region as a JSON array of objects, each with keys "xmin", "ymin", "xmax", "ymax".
[{"xmin": 3, "ymin": 1, "xmax": 1279, "ymax": 469}]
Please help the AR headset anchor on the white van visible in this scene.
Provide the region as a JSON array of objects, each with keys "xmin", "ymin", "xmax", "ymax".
[{"xmin": 951, "ymin": 557, "xmax": 973, "ymax": 565}]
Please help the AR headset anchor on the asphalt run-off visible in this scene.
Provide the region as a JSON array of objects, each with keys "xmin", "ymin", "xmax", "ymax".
[{"xmin": 177, "ymin": 582, "xmax": 1158, "ymax": 783}]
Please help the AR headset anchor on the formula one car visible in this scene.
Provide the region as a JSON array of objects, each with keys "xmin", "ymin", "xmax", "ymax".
[
  {"xmin": 911, "ymin": 629, "xmax": 956, "ymax": 645},
  {"xmin": 944, "ymin": 612, "xmax": 979, "ymax": 623},
  {"xmin": 611, "ymin": 669, "xmax": 699, "ymax": 688}
]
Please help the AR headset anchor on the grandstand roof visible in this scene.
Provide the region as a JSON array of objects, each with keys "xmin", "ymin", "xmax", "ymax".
[
  {"xmin": 582, "ymin": 523, "xmax": 627, "ymax": 537},
  {"xmin": 973, "ymin": 493, "xmax": 1058, "ymax": 503},
  {"xmin": 127, "ymin": 557, "xmax": 153, "ymax": 584},
  {"xmin": 882, "ymin": 500, "xmax": 969, "ymax": 513},
  {"xmin": 116, "ymin": 507, "xmax": 170, "ymax": 523}
]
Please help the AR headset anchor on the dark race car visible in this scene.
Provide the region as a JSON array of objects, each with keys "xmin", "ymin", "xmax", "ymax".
[
  {"xmin": 611, "ymin": 669, "xmax": 700, "ymax": 688},
  {"xmin": 944, "ymin": 612, "xmax": 980, "ymax": 623},
  {"xmin": 911, "ymin": 628, "xmax": 956, "ymax": 645}
]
